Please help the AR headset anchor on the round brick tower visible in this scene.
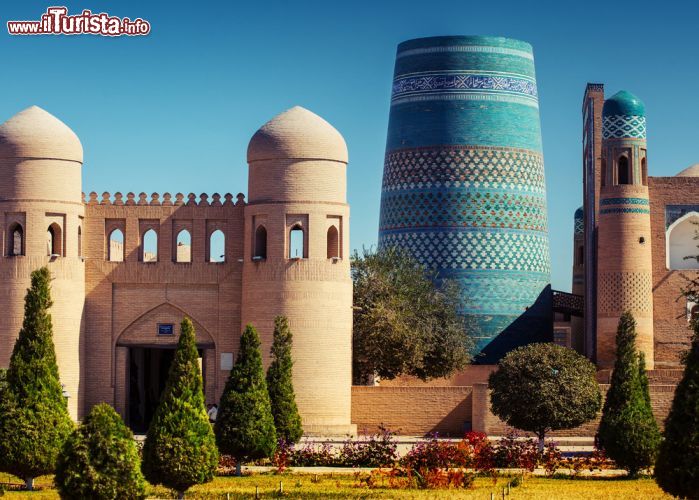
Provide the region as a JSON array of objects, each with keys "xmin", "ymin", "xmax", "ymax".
[
  {"xmin": 378, "ymin": 36, "xmax": 551, "ymax": 361},
  {"xmin": 596, "ymin": 91, "xmax": 654, "ymax": 368},
  {"xmin": 0, "ymin": 106, "xmax": 85, "ymax": 418},
  {"xmin": 571, "ymin": 206, "xmax": 585, "ymax": 352},
  {"xmin": 242, "ymin": 106, "xmax": 355, "ymax": 435}
]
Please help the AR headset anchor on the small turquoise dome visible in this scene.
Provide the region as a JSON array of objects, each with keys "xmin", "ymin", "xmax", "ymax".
[
  {"xmin": 603, "ymin": 91, "xmax": 645, "ymax": 117},
  {"xmin": 574, "ymin": 206, "xmax": 583, "ymax": 219}
]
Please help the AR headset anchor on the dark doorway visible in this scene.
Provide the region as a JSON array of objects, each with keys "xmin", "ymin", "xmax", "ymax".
[
  {"xmin": 128, "ymin": 347, "xmax": 174, "ymax": 433},
  {"xmin": 128, "ymin": 346, "xmax": 207, "ymax": 433}
]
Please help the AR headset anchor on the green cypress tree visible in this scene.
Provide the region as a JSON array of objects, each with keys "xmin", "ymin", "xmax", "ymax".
[
  {"xmin": 0, "ymin": 267, "xmax": 73, "ymax": 491},
  {"xmin": 266, "ymin": 316, "xmax": 303, "ymax": 444},
  {"xmin": 598, "ymin": 311, "xmax": 661, "ymax": 477},
  {"xmin": 141, "ymin": 318, "xmax": 218, "ymax": 498},
  {"xmin": 655, "ymin": 320, "xmax": 699, "ymax": 498},
  {"xmin": 56, "ymin": 403, "xmax": 146, "ymax": 499},
  {"xmin": 216, "ymin": 324, "xmax": 276, "ymax": 475}
]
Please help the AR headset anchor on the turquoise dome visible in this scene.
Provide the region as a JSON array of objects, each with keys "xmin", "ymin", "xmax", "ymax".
[
  {"xmin": 603, "ymin": 91, "xmax": 645, "ymax": 117},
  {"xmin": 574, "ymin": 206, "xmax": 583, "ymax": 235},
  {"xmin": 574, "ymin": 206, "xmax": 583, "ymax": 219}
]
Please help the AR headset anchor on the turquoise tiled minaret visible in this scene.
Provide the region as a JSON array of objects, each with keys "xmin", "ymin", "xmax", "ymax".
[{"xmin": 378, "ymin": 36, "xmax": 551, "ymax": 362}]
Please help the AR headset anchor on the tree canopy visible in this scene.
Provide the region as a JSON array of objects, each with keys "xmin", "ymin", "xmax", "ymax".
[
  {"xmin": 141, "ymin": 318, "xmax": 218, "ymax": 497},
  {"xmin": 488, "ymin": 342, "xmax": 601, "ymax": 449},
  {"xmin": 0, "ymin": 267, "xmax": 73, "ymax": 490},
  {"xmin": 266, "ymin": 316, "xmax": 303, "ymax": 444},
  {"xmin": 597, "ymin": 312, "xmax": 661, "ymax": 477},
  {"xmin": 351, "ymin": 246, "xmax": 473, "ymax": 383}
]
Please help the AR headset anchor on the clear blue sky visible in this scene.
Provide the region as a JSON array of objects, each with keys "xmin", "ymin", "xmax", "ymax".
[{"xmin": 3, "ymin": 0, "xmax": 698, "ymax": 291}]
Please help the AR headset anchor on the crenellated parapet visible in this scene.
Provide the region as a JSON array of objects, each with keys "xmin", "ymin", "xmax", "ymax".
[{"xmin": 84, "ymin": 191, "xmax": 247, "ymax": 207}]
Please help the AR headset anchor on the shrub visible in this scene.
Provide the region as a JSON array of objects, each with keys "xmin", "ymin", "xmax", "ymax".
[
  {"xmin": 400, "ymin": 434, "xmax": 467, "ymax": 471},
  {"xmin": 337, "ymin": 426, "xmax": 398, "ymax": 467},
  {"xmin": 489, "ymin": 342, "xmax": 602, "ymax": 451},
  {"xmin": 141, "ymin": 318, "xmax": 218, "ymax": 498},
  {"xmin": 655, "ymin": 321, "xmax": 699, "ymax": 498},
  {"xmin": 598, "ymin": 312, "xmax": 661, "ymax": 477},
  {"xmin": 266, "ymin": 316, "xmax": 303, "ymax": 444},
  {"xmin": 0, "ymin": 267, "xmax": 73, "ymax": 491},
  {"xmin": 55, "ymin": 403, "xmax": 145, "ymax": 499},
  {"xmin": 216, "ymin": 324, "xmax": 277, "ymax": 474}
]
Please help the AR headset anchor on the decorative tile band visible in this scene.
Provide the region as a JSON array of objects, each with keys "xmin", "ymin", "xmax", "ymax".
[
  {"xmin": 391, "ymin": 92, "xmax": 539, "ymax": 108},
  {"xmin": 392, "ymin": 72, "xmax": 538, "ymax": 107},
  {"xmin": 600, "ymin": 207, "xmax": 651, "ymax": 215},
  {"xmin": 378, "ymin": 229, "xmax": 551, "ymax": 274},
  {"xmin": 379, "ymin": 188, "xmax": 548, "ymax": 232},
  {"xmin": 381, "ymin": 146, "xmax": 545, "ymax": 194},
  {"xmin": 574, "ymin": 217, "xmax": 584, "ymax": 235},
  {"xmin": 602, "ymin": 114, "xmax": 646, "ymax": 139},
  {"xmin": 600, "ymin": 197, "xmax": 650, "ymax": 206},
  {"xmin": 397, "ymin": 44, "xmax": 534, "ymax": 60}
]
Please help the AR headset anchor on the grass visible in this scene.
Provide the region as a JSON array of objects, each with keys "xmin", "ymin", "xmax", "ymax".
[{"xmin": 0, "ymin": 472, "xmax": 672, "ymax": 499}]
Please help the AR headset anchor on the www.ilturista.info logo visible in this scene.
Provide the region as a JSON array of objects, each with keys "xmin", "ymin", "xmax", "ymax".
[{"xmin": 7, "ymin": 7, "xmax": 151, "ymax": 36}]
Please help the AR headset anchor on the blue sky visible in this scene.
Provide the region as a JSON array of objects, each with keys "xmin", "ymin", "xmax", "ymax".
[{"xmin": 2, "ymin": 0, "xmax": 698, "ymax": 290}]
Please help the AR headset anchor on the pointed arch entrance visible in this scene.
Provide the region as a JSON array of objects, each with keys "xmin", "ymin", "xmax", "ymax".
[{"xmin": 114, "ymin": 302, "xmax": 216, "ymax": 432}]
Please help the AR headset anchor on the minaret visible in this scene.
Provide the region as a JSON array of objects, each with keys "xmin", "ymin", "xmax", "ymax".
[
  {"xmin": 596, "ymin": 91, "xmax": 653, "ymax": 368},
  {"xmin": 0, "ymin": 106, "xmax": 86, "ymax": 418},
  {"xmin": 242, "ymin": 106, "xmax": 355, "ymax": 435},
  {"xmin": 571, "ymin": 206, "xmax": 584, "ymax": 352}
]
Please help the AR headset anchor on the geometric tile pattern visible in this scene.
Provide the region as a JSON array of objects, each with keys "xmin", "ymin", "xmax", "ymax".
[
  {"xmin": 396, "ymin": 44, "xmax": 535, "ymax": 61},
  {"xmin": 599, "ymin": 271, "xmax": 653, "ymax": 313},
  {"xmin": 392, "ymin": 72, "xmax": 538, "ymax": 107},
  {"xmin": 600, "ymin": 197, "xmax": 649, "ymax": 206},
  {"xmin": 379, "ymin": 189, "xmax": 548, "ymax": 232},
  {"xmin": 665, "ymin": 205, "xmax": 699, "ymax": 228},
  {"xmin": 574, "ymin": 208, "xmax": 584, "ymax": 235},
  {"xmin": 379, "ymin": 229, "xmax": 551, "ymax": 273},
  {"xmin": 602, "ymin": 114, "xmax": 646, "ymax": 139},
  {"xmin": 382, "ymin": 146, "xmax": 545, "ymax": 194},
  {"xmin": 600, "ymin": 196, "xmax": 651, "ymax": 216},
  {"xmin": 600, "ymin": 207, "xmax": 651, "ymax": 215}
]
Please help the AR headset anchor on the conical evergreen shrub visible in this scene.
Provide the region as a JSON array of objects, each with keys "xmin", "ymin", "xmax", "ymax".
[
  {"xmin": 266, "ymin": 316, "xmax": 303, "ymax": 444},
  {"xmin": 141, "ymin": 318, "xmax": 218, "ymax": 498},
  {"xmin": 216, "ymin": 324, "xmax": 276, "ymax": 473},
  {"xmin": 598, "ymin": 311, "xmax": 661, "ymax": 477},
  {"xmin": 56, "ymin": 403, "xmax": 146, "ymax": 499},
  {"xmin": 0, "ymin": 267, "xmax": 73, "ymax": 490},
  {"xmin": 655, "ymin": 320, "xmax": 699, "ymax": 498}
]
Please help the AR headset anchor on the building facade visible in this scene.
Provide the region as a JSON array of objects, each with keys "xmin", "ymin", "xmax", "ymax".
[
  {"xmin": 578, "ymin": 84, "xmax": 699, "ymax": 369},
  {"xmin": 377, "ymin": 36, "xmax": 552, "ymax": 362},
  {"xmin": 0, "ymin": 105, "xmax": 355, "ymax": 435}
]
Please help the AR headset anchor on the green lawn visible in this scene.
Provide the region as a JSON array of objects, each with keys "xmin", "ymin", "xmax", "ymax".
[{"xmin": 0, "ymin": 472, "xmax": 672, "ymax": 499}]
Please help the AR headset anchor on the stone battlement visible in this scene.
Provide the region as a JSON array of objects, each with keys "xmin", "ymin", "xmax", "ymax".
[{"xmin": 82, "ymin": 191, "xmax": 246, "ymax": 207}]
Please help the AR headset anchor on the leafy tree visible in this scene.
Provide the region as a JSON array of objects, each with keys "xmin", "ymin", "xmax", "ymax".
[
  {"xmin": 266, "ymin": 316, "xmax": 303, "ymax": 444},
  {"xmin": 489, "ymin": 342, "xmax": 601, "ymax": 451},
  {"xmin": 351, "ymin": 246, "xmax": 473, "ymax": 383},
  {"xmin": 56, "ymin": 403, "xmax": 146, "ymax": 499},
  {"xmin": 216, "ymin": 324, "xmax": 276, "ymax": 475},
  {"xmin": 655, "ymin": 319, "xmax": 699, "ymax": 497},
  {"xmin": 0, "ymin": 267, "xmax": 73, "ymax": 490},
  {"xmin": 141, "ymin": 318, "xmax": 218, "ymax": 498},
  {"xmin": 598, "ymin": 312, "xmax": 661, "ymax": 477}
]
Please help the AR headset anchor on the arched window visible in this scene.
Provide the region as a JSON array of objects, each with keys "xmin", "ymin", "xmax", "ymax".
[
  {"xmin": 209, "ymin": 229, "xmax": 225, "ymax": 262},
  {"xmin": 641, "ymin": 157, "xmax": 648, "ymax": 186},
  {"xmin": 142, "ymin": 229, "xmax": 158, "ymax": 262},
  {"xmin": 77, "ymin": 226, "xmax": 82, "ymax": 258},
  {"xmin": 327, "ymin": 225, "xmax": 339, "ymax": 259},
  {"xmin": 254, "ymin": 225, "xmax": 267, "ymax": 260},
  {"xmin": 667, "ymin": 213, "xmax": 699, "ymax": 270},
  {"xmin": 175, "ymin": 229, "xmax": 191, "ymax": 263},
  {"xmin": 576, "ymin": 245, "xmax": 584, "ymax": 266},
  {"xmin": 601, "ymin": 158, "xmax": 607, "ymax": 187},
  {"xmin": 618, "ymin": 156, "xmax": 630, "ymax": 185},
  {"xmin": 289, "ymin": 225, "xmax": 304, "ymax": 259},
  {"xmin": 692, "ymin": 305, "xmax": 699, "ymax": 322},
  {"xmin": 108, "ymin": 229, "xmax": 124, "ymax": 262},
  {"xmin": 8, "ymin": 223, "xmax": 23, "ymax": 256},
  {"xmin": 47, "ymin": 223, "xmax": 62, "ymax": 256}
]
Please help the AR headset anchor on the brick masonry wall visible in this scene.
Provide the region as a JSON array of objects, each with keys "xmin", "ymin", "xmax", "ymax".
[
  {"xmin": 649, "ymin": 176, "xmax": 699, "ymax": 367},
  {"xmin": 352, "ymin": 378, "xmax": 678, "ymax": 437},
  {"xmin": 351, "ymin": 386, "xmax": 472, "ymax": 436}
]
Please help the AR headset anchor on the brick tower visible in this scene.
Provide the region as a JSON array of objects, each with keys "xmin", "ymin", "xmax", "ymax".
[
  {"xmin": 242, "ymin": 106, "xmax": 355, "ymax": 435},
  {"xmin": 0, "ymin": 106, "xmax": 85, "ymax": 418},
  {"xmin": 596, "ymin": 91, "xmax": 654, "ymax": 368},
  {"xmin": 571, "ymin": 206, "xmax": 584, "ymax": 352}
]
